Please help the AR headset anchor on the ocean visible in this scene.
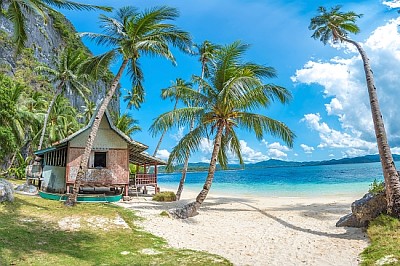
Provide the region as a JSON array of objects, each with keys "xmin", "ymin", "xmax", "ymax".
[{"xmin": 158, "ymin": 162, "xmax": 386, "ymax": 197}]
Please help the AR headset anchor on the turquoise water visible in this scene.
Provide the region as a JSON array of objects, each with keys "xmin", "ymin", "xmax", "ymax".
[{"xmin": 158, "ymin": 162, "xmax": 385, "ymax": 197}]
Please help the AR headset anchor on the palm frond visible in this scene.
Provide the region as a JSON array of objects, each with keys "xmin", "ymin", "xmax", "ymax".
[{"xmin": 236, "ymin": 112, "xmax": 295, "ymax": 147}]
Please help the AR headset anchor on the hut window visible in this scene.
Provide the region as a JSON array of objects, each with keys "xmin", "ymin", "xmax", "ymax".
[{"xmin": 94, "ymin": 152, "xmax": 107, "ymax": 168}]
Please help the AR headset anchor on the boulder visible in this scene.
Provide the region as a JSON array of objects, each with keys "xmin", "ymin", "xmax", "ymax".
[
  {"xmin": 15, "ymin": 183, "xmax": 38, "ymax": 194},
  {"xmin": 168, "ymin": 201, "xmax": 200, "ymax": 219},
  {"xmin": 336, "ymin": 192, "xmax": 386, "ymax": 228},
  {"xmin": 0, "ymin": 178, "xmax": 14, "ymax": 203}
]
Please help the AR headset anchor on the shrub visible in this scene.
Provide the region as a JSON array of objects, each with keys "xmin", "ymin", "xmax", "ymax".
[
  {"xmin": 152, "ymin": 191, "xmax": 176, "ymax": 202},
  {"xmin": 369, "ymin": 179, "xmax": 385, "ymax": 195}
]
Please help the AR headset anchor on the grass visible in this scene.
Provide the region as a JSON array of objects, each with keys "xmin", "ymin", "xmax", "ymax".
[
  {"xmin": 153, "ymin": 191, "xmax": 177, "ymax": 202},
  {"xmin": 0, "ymin": 193, "xmax": 231, "ymax": 266},
  {"xmin": 361, "ymin": 215, "xmax": 400, "ymax": 265}
]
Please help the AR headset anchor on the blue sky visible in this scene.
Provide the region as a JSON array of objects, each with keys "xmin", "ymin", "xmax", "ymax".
[{"xmin": 62, "ymin": 0, "xmax": 400, "ymax": 163}]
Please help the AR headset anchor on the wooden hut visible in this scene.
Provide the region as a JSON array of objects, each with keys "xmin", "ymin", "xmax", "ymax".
[{"xmin": 31, "ymin": 110, "xmax": 166, "ymax": 196}]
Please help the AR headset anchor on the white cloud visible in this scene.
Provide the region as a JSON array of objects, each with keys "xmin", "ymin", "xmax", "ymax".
[
  {"xmin": 329, "ymin": 154, "xmax": 335, "ymax": 157},
  {"xmin": 262, "ymin": 140, "xmax": 289, "ymax": 159},
  {"xmin": 156, "ymin": 149, "xmax": 170, "ymax": 160},
  {"xmin": 293, "ymin": 17, "xmax": 400, "ymax": 152},
  {"xmin": 382, "ymin": 0, "xmax": 400, "ymax": 8},
  {"xmin": 301, "ymin": 113, "xmax": 377, "ymax": 155},
  {"xmin": 239, "ymin": 140, "xmax": 269, "ymax": 163},
  {"xmin": 300, "ymin": 144, "xmax": 314, "ymax": 154},
  {"xmin": 199, "ymin": 138, "xmax": 213, "ymax": 154}
]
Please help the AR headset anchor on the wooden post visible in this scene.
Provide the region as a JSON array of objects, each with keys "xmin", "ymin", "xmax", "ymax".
[{"xmin": 154, "ymin": 163, "xmax": 158, "ymax": 194}]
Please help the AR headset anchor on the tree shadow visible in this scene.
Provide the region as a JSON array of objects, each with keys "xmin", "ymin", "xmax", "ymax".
[{"xmin": 239, "ymin": 202, "xmax": 365, "ymax": 241}]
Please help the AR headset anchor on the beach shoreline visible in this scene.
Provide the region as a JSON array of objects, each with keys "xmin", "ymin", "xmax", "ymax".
[{"xmin": 117, "ymin": 188, "xmax": 369, "ymax": 266}]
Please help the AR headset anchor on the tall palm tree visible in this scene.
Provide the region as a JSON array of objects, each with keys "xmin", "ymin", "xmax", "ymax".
[
  {"xmin": 151, "ymin": 41, "xmax": 295, "ymax": 218},
  {"xmin": 309, "ymin": 6, "xmax": 400, "ymax": 216},
  {"xmin": 35, "ymin": 47, "xmax": 91, "ymax": 150},
  {"xmin": 112, "ymin": 111, "xmax": 141, "ymax": 136},
  {"xmin": 65, "ymin": 6, "xmax": 192, "ymax": 206},
  {"xmin": 152, "ymin": 78, "xmax": 193, "ymax": 157},
  {"xmin": 174, "ymin": 41, "xmax": 220, "ymax": 200},
  {"xmin": 0, "ymin": 0, "xmax": 111, "ymax": 53}
]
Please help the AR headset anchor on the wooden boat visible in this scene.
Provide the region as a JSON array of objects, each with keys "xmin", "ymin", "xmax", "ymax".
[{"xmin": 38, "ymin": 190, "xmax": 122, "ymax": 203}]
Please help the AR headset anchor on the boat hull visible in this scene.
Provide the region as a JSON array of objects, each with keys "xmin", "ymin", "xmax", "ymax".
[{"xmin": 38, "ymin": 191, "xmax": 122, "ymax": 202}]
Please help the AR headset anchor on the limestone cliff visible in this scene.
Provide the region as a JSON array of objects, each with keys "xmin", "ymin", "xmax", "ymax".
[{"xmin": 0, "ymin": 8, "xmax": 119, "ymax": 114}]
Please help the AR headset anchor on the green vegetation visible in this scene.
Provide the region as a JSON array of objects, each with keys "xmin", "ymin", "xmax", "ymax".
[
  {"xmin": 0, "ymin": 193, "xmax": 231, "ymax": 265},
  {"xmin": 153, "ymin": 191, "xmax": 177, "ymax": 202},
  {"xmin": 369, "ymin": 179, "xmax": 385, "ymax": 196},
  {"xmin": 361, "ymin": 215, "xmax": 400, "ymax": 265}
]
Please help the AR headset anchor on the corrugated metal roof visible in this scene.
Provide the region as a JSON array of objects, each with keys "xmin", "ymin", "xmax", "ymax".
[{"xmin": 129, "ymin": 151, "xmax": 167, "ymax": 165}]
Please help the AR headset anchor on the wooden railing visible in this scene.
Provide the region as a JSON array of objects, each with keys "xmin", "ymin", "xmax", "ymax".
[{"xmin": 130, "ymin": 173, "xmax": 157, "ymax": 186}]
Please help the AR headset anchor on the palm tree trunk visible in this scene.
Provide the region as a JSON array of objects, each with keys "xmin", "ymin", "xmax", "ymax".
[
  {"xmin": 37, "ymin": 83, "xmax": 64, "ymax": 151},
  {"xmin": 345, "ymin": 38, "xmax": 400, "ymax": 216},
  {"xmin": 176, "ymin": 65, "xmax": 206, "ymax": 200},
  {"xmin": 64, "ymin": 59, "xmax": 129, "ymax": 206},
  {"xmin": 170, "ymin": 123, "xmax": 223, "ymax": 218}
]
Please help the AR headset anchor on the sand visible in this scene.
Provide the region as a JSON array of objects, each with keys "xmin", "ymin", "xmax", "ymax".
[{"xmin": 116, "ymin": 189, "xmax": 368, "ymax": 266}]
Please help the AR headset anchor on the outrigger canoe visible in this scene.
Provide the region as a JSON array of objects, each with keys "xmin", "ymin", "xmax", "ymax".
[{"xmin": 39, "ymin": 191, "xmax": 122, "ymax": 203}]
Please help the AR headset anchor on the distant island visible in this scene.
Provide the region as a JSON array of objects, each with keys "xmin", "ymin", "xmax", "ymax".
[{"xmin": 161, "ymin": 154, "xmax": 400, "ymax": 173}]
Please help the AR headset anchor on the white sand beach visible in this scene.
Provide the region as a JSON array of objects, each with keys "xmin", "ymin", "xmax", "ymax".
[{"xmin": 116, "ymin": 189, "xmax": 368, "ymax": 266}]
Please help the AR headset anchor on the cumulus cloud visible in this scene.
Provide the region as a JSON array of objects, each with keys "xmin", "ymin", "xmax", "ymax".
[
  {"xmin": 293, "ymin": 17, "xmax": 400, "ymax": 152},
  {"xmin": 382, "ymin": 0, "xmax": 400, "ymax": 8},
  {"xmin": 301, "ymin": 113, "xmax": 377, "ymax": 157},
  {"xmin": 262, "ymin": 140, "xmax": 290, "ymax": 159},
  {"xmin": 300, "ymin": 144, "xmax": 314, "ymax": 154},
  {"xmin": 156, "ymin": 149, "xmax": 170, "ymax": 160},
  {"xmin": 239, "ymin": 140, "xmax": 269, "ymax": 163}
]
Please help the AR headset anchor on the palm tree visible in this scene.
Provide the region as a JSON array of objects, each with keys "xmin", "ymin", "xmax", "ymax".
[
  {"xmin": 46, "ymin": 95, "xmax": 82, "ymax": 144},
  {"xmin": 309, "ymin": 6, "xmax": 400, "ymax": 216},
  {"xmin": 112, "ymin": 111, "xmax": 141, "ymax": 136},
  {"xmin": 151, "ymin": 41, "xmax": 295, "ymax": 218},
  {"xmin": 65, "ymin": 6, "xmax": 192, "ymax": 206},
  {"xmin": 35, "ymin": 47, "xmax": 91, "ymax": 150},
  {"xmin": 152, "ymin": 78, "xmax": 193, "ymax": 157},
  {"xmin": 0, "ymin": 0, "xmax": 111, "ymax": 53},
  {"xmin": 81, "ymin": 99, "xmax": 96, "ymax": 124},
  {"xmin": 174, "ymin": 41, "xmax": 220, "ymax": 200}
]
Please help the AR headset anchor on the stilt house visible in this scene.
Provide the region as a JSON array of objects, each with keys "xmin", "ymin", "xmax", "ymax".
[{"xmin": 31, "ymin": 110, "xmax": 166, "ymax": 195}]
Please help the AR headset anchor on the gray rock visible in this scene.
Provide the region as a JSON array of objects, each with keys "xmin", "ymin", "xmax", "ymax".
[
  {"xmin": 337, "ymin": 192, "xmax": 386, "ymax": 228},
  {"xmin": 336, "ymin": 213, "xmax": 361, "ymax": 227},
  {"xmin": 0, "ymin": 178, "xmax": 14, "ymax": 202},
  {"xmin": 168, "ymin": 201, "xmax": 200, "ymax": 219},
  {"xmin": 15, "ymin": 183, "xmax": 38, "ymax": 194}
]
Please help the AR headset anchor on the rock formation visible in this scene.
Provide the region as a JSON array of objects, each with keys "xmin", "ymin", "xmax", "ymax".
[
  {"xmin": 0, "ymin": 178, "xmax": 14, "ymax": 202},
  {"xmin": 336, "ymin": 192, "xmax": 386, "ymax": 227}
]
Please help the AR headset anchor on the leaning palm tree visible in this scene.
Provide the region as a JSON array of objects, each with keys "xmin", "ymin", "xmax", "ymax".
[
  {"xmin": 152, "ymin": 78, "xmax": 193, "ymax": 157},
  {"xmin": 151, "ymin": 41, "xmax": 295, "ymax": 218},
  {"xmin": 309, "ymin": 6, "xmax": 400, "ymax": 216},
  {"xmin": 174, "ymin": 40, "xmax": 220, "ymax": 200},
  {"xmin": 65, "ymin": 6, "xmax": 192, "ymax": 206},
  {"xmin": 0, "ymin": 0, "xmax": 111, "ymax": 53},
  {"xmin": 36, "ymin": 47, "xmax": 91, "ymax": 150}
]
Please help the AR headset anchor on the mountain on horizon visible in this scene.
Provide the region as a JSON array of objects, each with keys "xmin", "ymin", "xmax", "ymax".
[
  {"xmin": 248, "ymin": 154, "xmax": 400, "ymax": 168},
  {"xmin": 162, "ymin": 154, "xmax": 400, "ymax": 173}
]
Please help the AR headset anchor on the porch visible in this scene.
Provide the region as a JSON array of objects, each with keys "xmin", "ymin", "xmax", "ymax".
[{"xmin": 129, "ymin": 151, "xmax": 166, "ymax": 195}]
